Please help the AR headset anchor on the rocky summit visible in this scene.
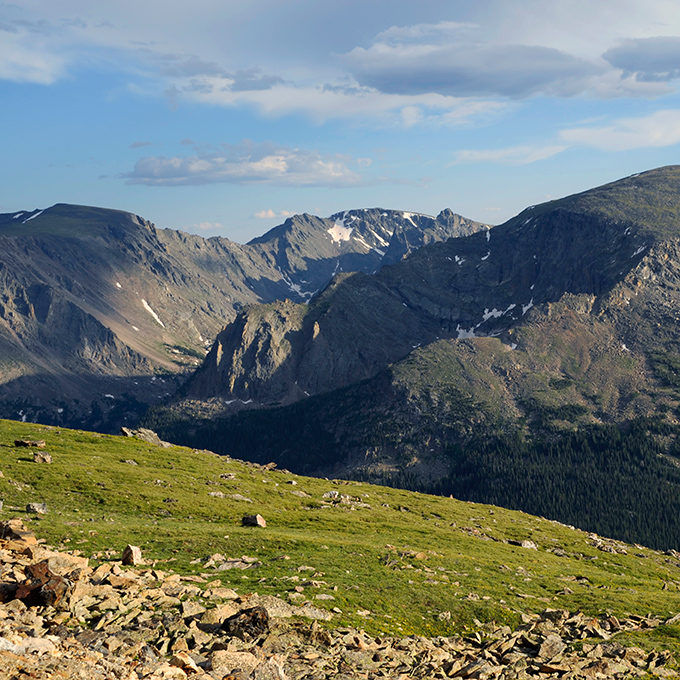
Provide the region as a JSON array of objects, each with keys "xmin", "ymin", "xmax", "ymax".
[
  {"xmin": 0, "ymin": 519, "xmax": 678, "ymax": 679},
  {"xmin": 0, "ymin": 203, "xmax": 483, "ymax": 432}
]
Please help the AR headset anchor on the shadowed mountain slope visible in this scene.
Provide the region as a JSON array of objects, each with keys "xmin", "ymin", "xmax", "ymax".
[{"xmin": 0, "ymin": 204, "xmax": 482, "ymax": 430}]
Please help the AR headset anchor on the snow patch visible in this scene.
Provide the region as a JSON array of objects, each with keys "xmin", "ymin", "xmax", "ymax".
[
  {"xmin": 142, "ymin": 299, "xmax": 165, "ymax": 327},
  {"xmin": 510, "ymin": 343, "xmax": 518, "ymax": 350},
  {"xmin": 481, "ymin": 304, "xmax": 516, "ymax": 322},
  {"xmin": 12, "ymin": 212, "xmax": 24, "ymax": 219},
  {"xmin": 522, "ymin": 299, "xmax": 534, "ymax": 315},
  {"xmin": 57, "ymin": 408, "xmax": 63, "ymax": 413},
  {"xmin": 132, "ymin": 326, "xmax": 139, "ymax": 331},
  {"xmin": 456, "ymin": 325, "xmax": 477, "ymax": 339},
  {"xmin": 481, "ymin": 251, "xmax": 490, "ymax": 261},
  {"xmin": 328, "ymin": 212, "xmax": 353, "ymax": 243},
  {"xmin": 454, "ymin": 255, "xmax": 465, "ymax": 265},
  {"xmin": 115, "ymin": 282, "xmax": 122, "ymax": 289},
  {"xmin": 402, "ymin": 212, "xmax": 418, "ymax": 228},
  {"xmin": 622, "ymin": 343, "xmax": 630, "ymax": 352},
  {"xmin": 22, "ymin": 210, "xmax": 44, "ymax": 224},
  {"xmin": 373, "ymin": 247, "xmax": 385, "ymax": 257},
  {"xmin": 104, "ymin": 394, "xmax": 114, "ymax": 399},
  {"xmin": 486, "ymin": 229, "xmax": 490, "ymax": 241},
  {"xmin": 241, "ymin": 399, "xmax": 253, "ymax": 405},
  {"xmin": 631, "ymin": 245, "xmax": 647, "ymax": 258},
  {"xmin": 367, "ymin": 227, "xmax": 389, "ymax": 247}
]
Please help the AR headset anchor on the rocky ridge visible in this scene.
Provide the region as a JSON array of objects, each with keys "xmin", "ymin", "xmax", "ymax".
[{"xmin": 0, "ymin": 519, "xmax": 678, "ymax": 679}]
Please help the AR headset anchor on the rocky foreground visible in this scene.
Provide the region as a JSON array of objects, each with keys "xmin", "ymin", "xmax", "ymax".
[{"xmin": 0, "ymin": 519, "xmax": 677, "ymax": 679}]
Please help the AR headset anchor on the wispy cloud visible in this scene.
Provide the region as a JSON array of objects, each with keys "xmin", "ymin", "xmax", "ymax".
[
  {"xmin": 122, "ymin": 140, "xmax": 365, "ymax": 187},
  {"xmin": 560, "ymin": 109, "xmax": 680, "ymax": 150},
  {"xmin": 130, "ymin": 140, "xmax": 154, "ymax": 149},
  {"xmin": 453, "ymin": 144, "xmax": 568, "ymax": 165},
  {"xmin": 454, "ymin": 108, "xmax": 680, "ymax": 165},
  {"xmin": 178, "ymin": 79, "xmax": 505, "ymax": 126},
  {"xmin": 185, "ymin": 221, "xmax": 224, "ymax": 232},
  {"xmin": 0, "ymin": 28, "xmax": 66, "ymax": 83}
]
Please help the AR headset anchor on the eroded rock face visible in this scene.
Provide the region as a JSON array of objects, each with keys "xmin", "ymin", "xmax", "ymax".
[{"xmin": 0, "ymin": 519, "xmax": 677, "ymax": 679}]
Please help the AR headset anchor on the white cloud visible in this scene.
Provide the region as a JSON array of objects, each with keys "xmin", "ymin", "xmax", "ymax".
[
  {"xmin": 254, "ymin": 209, "xmax": 295, "ymax": 219},
  {"xmin": 123, "ymin": 140, "xmax": 364, "ymax": 187},
  {"xmin": 187, "ymin": 221, "xmax": 224, "ymax": 231},
  {"xmin": 168, "ymin": 77, "xmax": 505, "ymax": 125},
  {"xmin": 454, "ymin": 108, "xmax": 680, "ymax": 165},
  {"xmin": 0, "ymin": 28, "xmax": 66, "ymax": 83},
  {"xmin": 560, "ymin": 109, "xmax": 680, "ymax": 150},
  {"xmin": 453, "ymin": 145, "xmax": 568, "ymax": 165}
]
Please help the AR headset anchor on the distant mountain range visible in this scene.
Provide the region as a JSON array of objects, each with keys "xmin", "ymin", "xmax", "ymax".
[
  {"xmin": 0, "ymin": 203, "xmax": 483, "ymax": 430},
  {"xmin": 147, "ymin": 166, "xmax": 680, "ymax": 549}
]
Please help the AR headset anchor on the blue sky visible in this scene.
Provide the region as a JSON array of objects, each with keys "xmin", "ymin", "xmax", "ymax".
[{"xmin": 3, "ymin": 1, "xmax": 680, "ymax": 242}]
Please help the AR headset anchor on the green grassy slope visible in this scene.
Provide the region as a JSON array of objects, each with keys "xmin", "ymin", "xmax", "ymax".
[{"xmin": 3, "ymin": 418, "xmax": 680, "ymax": 646}]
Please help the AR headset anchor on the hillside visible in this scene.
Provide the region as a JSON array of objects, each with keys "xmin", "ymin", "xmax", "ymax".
[
  {"xmin": 2, "ymin": 419, "xmax": 680, "ymax": 677},
  {"xmin": 0, "ymin": 204, "xmax": 483, "ymax": 432},
  {"xmin": 151, "ymin": 166, "xmax": 680, "ymax": 550}
]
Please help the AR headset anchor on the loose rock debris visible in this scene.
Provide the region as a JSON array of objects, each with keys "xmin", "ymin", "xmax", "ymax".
[{"xmin": 0, "ymin": 519, "xmax": 677, "ymax": 679}]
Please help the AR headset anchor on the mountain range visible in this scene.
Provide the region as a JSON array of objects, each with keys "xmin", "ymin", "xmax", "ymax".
[
  {"xmin": 9, "ymin": 166, "xmax": 680, "ymax": 548},
  {"xmin": 147, "ymin": 165, "xmax": 680, "ymax": 550},
  {"xmin": 0, "ymin": 203, "xmax": 482, "ymax": 430}
]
